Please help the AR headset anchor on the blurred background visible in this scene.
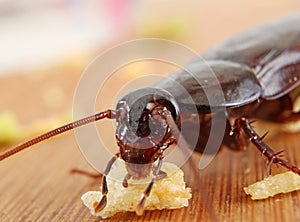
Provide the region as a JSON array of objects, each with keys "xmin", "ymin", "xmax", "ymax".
[
  {"xmin": 0, "ymin": 0, "xmax": 300, "ymax": 148},
  {"xmin": 1, "ymin": 0, "xmax": 300, "ymax": 75}
]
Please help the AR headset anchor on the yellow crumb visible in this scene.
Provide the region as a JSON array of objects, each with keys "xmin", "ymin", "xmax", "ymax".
[
  {"xmin": 244, "ymin": 171, "xmax": 300, "ymax": 200},
  {"xmin": 81, "ymin": 160, "xmax": 191, "ymax": 219}
]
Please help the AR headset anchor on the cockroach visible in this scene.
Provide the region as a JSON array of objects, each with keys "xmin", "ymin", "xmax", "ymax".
[{"xmin": 1, "ymin": 14, "xmax": 300, "ymax": 216}]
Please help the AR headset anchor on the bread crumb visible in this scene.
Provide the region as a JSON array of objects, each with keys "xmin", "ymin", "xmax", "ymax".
[
  {"xmin": 244, "ymin": 171, "xmax": 300, "ymax": 200},
  {"xmin": 81, "ymin": 160, "xmax": 191, "ymax": 219}
]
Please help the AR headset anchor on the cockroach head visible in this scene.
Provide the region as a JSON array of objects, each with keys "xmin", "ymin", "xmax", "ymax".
[
  {"xmin": 116, "ymin": 87, "xmax": 180, "ymax": 134},
  {"xmin": 114, "ymin": 87, "xmax": 180, "ymax": 164}
]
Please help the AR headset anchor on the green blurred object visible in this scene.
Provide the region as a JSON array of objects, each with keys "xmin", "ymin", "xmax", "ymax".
[{"xmin": 0, "ymin": 112, "xmax": 21, "ymax": 145}]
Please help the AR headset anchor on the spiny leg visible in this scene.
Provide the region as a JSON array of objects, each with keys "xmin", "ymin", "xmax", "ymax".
[
  {"xmin": 162, "ymin": 109, "xmax": 200, "ymax": 180},
  {"xmin": 136, "ymin": 157, "xmax": 164, "ymax": 216},
  {"xmin": 93, "ymin": 153, "xmax": 119, "ymax": 213},
  {"xmin": 231, "ymin": 117, "xmax": 300, "ymax": 175}
]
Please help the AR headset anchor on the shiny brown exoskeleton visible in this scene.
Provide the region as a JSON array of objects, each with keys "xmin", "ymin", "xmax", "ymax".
[{"xmin": 1, "ymin": 14, "xmax": 300, "ymax": 216}]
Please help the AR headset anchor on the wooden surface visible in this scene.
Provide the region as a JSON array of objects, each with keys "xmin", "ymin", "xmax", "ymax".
[
  {"xmin": 1, "ymin": 55, "xmax": 300, "ymax": 222},
  {"xmin": 1, "ymin": 4, "xmax": 300, "ymax": 221}
]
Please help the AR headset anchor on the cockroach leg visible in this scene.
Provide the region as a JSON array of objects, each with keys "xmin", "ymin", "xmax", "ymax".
[
  {"xmin": 136, "ymin": 157, "xmax": 164, "ymax": 216},
  {"xmin": 122, "ymin": 173, "xmax": 131, "ymax": 188},
  {"xmin": 163, "ymin": 109, "xmax": 200, "ymax": 177},
  {"xmin": 232, "ymin": 117, "xmax": 300, "ymax": 176},
  {"xmin": 266, "ymin": 150, "xmax": 285, "ymax": 175},
  {"xmin": 155, "ymin": 170, "xmax": 167, "ymax": 180},
  {"xmin": 94, "ymin": 153, "xmax": 119, "ymax": 213}
]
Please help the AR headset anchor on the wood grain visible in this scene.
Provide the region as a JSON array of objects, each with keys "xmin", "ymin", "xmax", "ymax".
[
  {"xmin": 1, "ymin": 5, "xmax": 300, "ymax": 221},
  {"xmin": 1, "ymin": 55, "xmax": 300, "ymax": 222}
]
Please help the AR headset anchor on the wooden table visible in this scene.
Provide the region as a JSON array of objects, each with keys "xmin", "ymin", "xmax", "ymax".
[
  {"xmin": 1, "ymin": 5, "xmax": 300, "ymax": 221},
  {"xmin": 1, "ymin": 52, "xmax": 300, "ymax": 222}
]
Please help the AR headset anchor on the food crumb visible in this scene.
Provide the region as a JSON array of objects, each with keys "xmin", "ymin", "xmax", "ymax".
[
  {"xmin": 81, "ymin": 160, "xmax": 191, "ymax": 219},
  {"xmin": 244, "ymin": 171, "xmax": 300, "ymax": 200}
]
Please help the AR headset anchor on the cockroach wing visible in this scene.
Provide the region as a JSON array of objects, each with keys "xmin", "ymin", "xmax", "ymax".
[
  {"xmin": 202, "ymin": 14, "xmax": 300, "ymax": 70},
  {"xmin": 200, "ymin": 14, "xmax": 300, "ymax": 100},
  {"xmin": 156, "ymin": 60, "xmax": 262, "ymax": 113},
  {"xmin": 258, "ymin": 49, "xmax": 300, "ymax": 100}
]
